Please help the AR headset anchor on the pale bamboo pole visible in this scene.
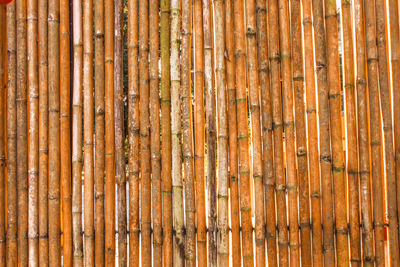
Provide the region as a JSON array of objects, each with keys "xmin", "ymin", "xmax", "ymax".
[
  {"xmin": 311, "ymin": 0, "xmax": 335, "ymax": 263},
  {"xmin": 6, "ymin": 4, "xmax": 18, "ymax": 266},
  {"xmin": 301, "ymin": 0, "xmax": 323, "ymax": 264},
  {"xmin": 114, "ymin": 0, "xmax": 127, "ymax": 264},
  {"xmin": 170, "ymin": 0, "xmax": 184, "ymax": 264},
  {"xmin": 290, "ymin": 0, "xmax": 311, "ymax": 265},
  {"xmin": 0, "ymin": 8, "xmax": 5, "ymax": 267},
  {"xmin": 225, "ymin": 0, "xmax": 241, "ymax": 264},
  {"xmin": 72, "ymin": 0, "xmax": 83, "ymax": 264},
  {"xmin": 353, "ymin": 0, "xmax": 374, "ymax": 264},
  {"xmin": 267, "ymin": 0, "xmax": 289, "ymax": 264}
]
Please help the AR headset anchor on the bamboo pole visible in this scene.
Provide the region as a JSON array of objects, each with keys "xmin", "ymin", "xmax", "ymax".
[
  {"xmin": 374, "ymin": 0, "xmax": 400, "ymax": 263},
  {"xmin": 311, "ymin": 0, "xmax": 335, "ymax": 263},
  {"xmin": 170, "ymin": 0, "xmax": 184, "ymax": 264},
  {"xmin": 94, "ymin": 0, "xmax": 105, "ymax": 263},
  {"xmin": 0, "ymin": 7, "xmax": 4, "ymax": 267},
  {"xmin": 6, "ymin": 4, "xmax": 18, "ymax": 266},
  {"xmin": 353, "ymin": 0, "xmax": 374, "ymax": 264},
  {"xmin": 181, "ymin": 0, "xmax": 196, "ymax": 265},
  {"xmin": 225, "ymin": 0, "xmax": 241, "ymax": 265},
  {"xmin": 114, "ymin": 0, "xmax": 127, "ymax": 264},
  {"xmin": 267, "ymin": 0, "xmax": 289, "ymax": 264},
  {"xmin": 203, "ymin": 0, "xmax": 216, "ymax": 264},
  {"xmin": 127, "ymin": 0, "xmax": 140, "ymax": 264},
  {"xmin": 149, "ymin": 0, "xmax": 162, "ymax": 265},
  {"xmin": 290, "ymin": 0, "xmax": 311, "ymax": 265},
  {"xmin": 301, "ymin": 0, "xmax": 323, "ymax": 264}
]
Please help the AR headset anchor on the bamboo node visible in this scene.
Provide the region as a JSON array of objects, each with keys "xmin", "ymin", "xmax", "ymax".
[
  {"xmin": 356, "ymin": 77, "xmax": 367, "ymax": 85},
  {"xmin": 284, "ymin": 120, "xmax": 294, "ymax": 128},
  {"xmin": 335, "ymin": 227, "xmax": 349, "ymax": 235},
  {"xmin": 272, "ymin": 122, "xmax": 283, "ymax": 129},
  {"xmin": 217, "ymin": 194, "xmax": 228, "ymax": 199},
  {"xmin": 293, "ymin": 75, "xmax": 304, "ymax": 81},
  {"xmin": 328, "ymin": 92, "xmax": 341, "ymax": 99},
  {"xmin": 332, "ymin": 166, "xmax": 345, "ymax": 173},
  {"xmin": 240, "ymin": 207, "xmax": 251, "ymax": 213},
  {"xmin": 239, "ymin": 170, "xmax": 250, "ymax": 175},
  {"xmin": 287, "ymin": 185, "xmax": 298, "ymax": 191},
  {"xmin": 275, "ymin": 184, "xmax": 286, "ymax": 192},
  {"xmin": 306, "ymin": 108, "xmax": 316, "ymax": 114},
  {"xmin": 320, "ymin": 154, "xmax": 332, "ymax": 163},
  {"xmin": 311, "ymin": 192, "xmax": 321, "ymax": 199},
  {"xmin": 281, "ymin": 54, "xmax": 291, "ymax": 60},
  {"xmin": 250, "ymin": 104, "xmax": 260, "ymax": 112},
  {"xmin": 289, "ymin": 243, "xmax": 301, "ymax": 248}
]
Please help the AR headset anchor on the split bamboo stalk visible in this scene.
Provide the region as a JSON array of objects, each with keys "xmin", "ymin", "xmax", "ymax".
[
  {"xmin": 340, "ymin": 0, "xmax": 361, "ymax": 263},
  {"xmin": 311, "ymin": 0, "xmax": 335, "ymax": 263},
  {"xmin": 301, "ymin": 0, "xmax": 323, "ymax": 264},
  {"xmin": 225, "ymin": 0, "xmax": 241, "ymax": 264},
  {"xmin": 0, "ymin": 7, "xmax": 4, "ymax": 267},
  {"xmin": 213, "ymin": 0, "xmax": 229, "ymax": 264},
  {"xmin": 193, "ymin": 1, "xmax": 207, "ymax": 264},
  {"xmin": 255, "ymin": 0, "xmax": 278, "ymax": 265},
  {"xmin": 48, "ymin": 0, "xmax": 61, "ymax": 261},
  {"xmin": 16, "ymin": 0, "xmax": 28, "ymax": 264},
  {"xmin": 114, "ymin": 0, "xmax": 127, "ymax": 264},
  {"xmin": 374, "ymin": 0, "xmax": 400, "ymax": 263},
  {"xmin": 6, "ymin": 3, "xmax": 18, "ymax": 266},
  {"xmin": 353, "ymin": 0, "xmax": 374, "ymax": 263},
  {"xmin": 149, "ymin": 0, "xmax": 162, "ymax": 265},
  {"xmin": 181, "ymin": 0, "xmax": 196, "ymax": 264},
  {"xmin": 27, "ymin": 0, "xmax": 39, "ymax": 262},
  {"xmin": 364, "ymin": 0, "xmax": 386, "ymax": 263},
  {"xmin": 38, "ymin": 0, "xmax": 49, "ymax": 263},
  {"xmin": 267, "ymin": 0, "xmax": 289, "ymax": 264},
  {"xmin": 290, "ymin": 0, "xmax": 312, "ymax": 265},
  {"xmin": 160, "ymin": 0, "xmax": 173, "ymax": 264},
  {"xmin": 94, "ymin": 0, "xmax": 105, "ymax": 263},
  {"xmin": 170, "ymin": 0, "xmax": 185, "ymax": 264},
  {"xmin": 72, "ymin": 0, "xmax": 84, "ymax": 264},
  {"xmin": 105, "ymin": 0, "xmax": 116, "ymax": 262},
  {"xmin": 203, "ymin": 0, "xmax": 217, "ymax": 264},
  {"xmin": 127, "ymin": 0, "xmax": 140, "ymax": 264}
]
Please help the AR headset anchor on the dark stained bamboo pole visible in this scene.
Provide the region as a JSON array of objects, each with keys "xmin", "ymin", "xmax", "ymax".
[
  {"xmin": 301, "ymin": 0, "xmax": 323, "ymax": 264},
  {"xmin": 374, "ymin": 0, "xmax": 400, "ymax": 263},
  {"xmin": 6, "ymin": 4, "xmax": 18, "ymax": 266},
  {"xmin": 364, "ymin": 0, "xmax": 386, "ymax": 263},
  {"xmin": 290, "ymin": 0, "xmax": 312, "ymax": 265},
  {"xmin": 255, "ymin": 0, "xmax": 278, "ymax": 265},
  {"xmin": 311, "ymin": 0, "xmax": 335, "ymax": 263},
  {"xmin": 181, "ymin": 0, "xmax": 196, "ymax": 265},
  {"xmin": 202, "ymin": 0, "xmax": 216, "ymax": 264},
  {"xmin": 72, "ymin": 0, "xmax": 83, "ymax": 264},
  {"xmin": 149, "ymin": 0, "xmax": 162, "ymax": 265},
  {"xmin": 114, "ymin": 0, "xmax": 127, "ymax": 264},
  {"xmin": 0, "ymin": 8, "xmax": 5, "ymax": 267},
  {"xmin": 225, "ymin": 0, "xmax": 241, "ymax": 264},
  {"xmin": 94, "ymin": 0, "xmax": 105, "ymax": 263},
  {"xmin": 127, "ymin": 0, "xmax": 140, "ymax": 264},
  {"xmin": 16, "ymin": 0, "xmax": 28, "ymax": 264},
  {"xmin": 353, "ymin": 0, "xmax": 374, "ymax": 263},
  {"xmin": 267, "ymin": 0, "xmax": 289, "ymax": 264},
  {"xmin": 27, "ymin": 0, "xmax": 39, "ymax": 262},
  {"xmin": 105, "ymin": 0, "xmax": 115, "ymax": 262},
  {"xmin": 340, "ymin": 0, "xmax": 361, "ymax": 263}
]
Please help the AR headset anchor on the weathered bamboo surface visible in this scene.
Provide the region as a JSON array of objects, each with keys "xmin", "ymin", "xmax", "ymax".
[{"xmin": 1, "ymin": 0, "xmax": 400, "ymax": 265}]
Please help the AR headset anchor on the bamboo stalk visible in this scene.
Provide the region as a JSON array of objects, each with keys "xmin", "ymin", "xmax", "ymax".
[
  {"xmin": 290, "ymin": 0, "xmax": 311, "ymax": 265},
  {"xmin": 170, "ymin": 0, "xmax": 184, "ymax": 264},
  {"xmin": 301, "ymin": 0, "xmax": 323, "ymax": 264},
  {"xmin": 353, "ymin": 0, "xmax": 374, "ymax": 264},
  {"xmin": 267, "ymin": 0, "xmax": 289, "ymax": 264},
  {"xmin": 374, "ymin": 0, "xmax": 400, "ymax": 263},
  {"xmin": 311, "ymin": 0, "xmax": 335, "ymax": 263},
  {"xmin": 225, "ymin": 0, "xmax": 241, "ymax": 265},
  {"xmin": 114, "ymin": 0, "xmax": 127, "ymax": 264},
  {"xmin": 0, "ymin": 8, "xmax": 5, "ymax": 267},
  {"xmin": 181, "ymin": 0, "xmax": 196, "ymax": 265},
  {"xmin": 149, "ymin": 0, "xmax": 162, "ymax": 265}
]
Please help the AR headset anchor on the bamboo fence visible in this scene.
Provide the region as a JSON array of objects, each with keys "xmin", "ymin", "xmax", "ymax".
[{"xmin": 0, "ymin": 0, "xmax": 400, "ymax": 265}]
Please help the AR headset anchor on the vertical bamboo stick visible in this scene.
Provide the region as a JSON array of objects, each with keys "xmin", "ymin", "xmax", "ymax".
[
  {"xmin": 149, "ymin": 0, "xmax": 162, "ymax": 265},
  {"xmin": 301, "ymin": 0, "xmax": 323, "ymax": 264},
  {"xmin": 6, "ymin": 4, "xmax": 18, "ymax": 266},
  {"xmin": 181, "ymin": 0, "xmax": 196, "ymax": 265},
  {"xmin": 114, "ymin": 0, "xmax": 127, "ymax": 264},
  {"xmin": 267, "ymin": 0, "xmax": 289, "ymax": 264},
  {"xmin": 225, "ymin": 0, "xmax": 241, "ymax": 265},
  {"xmin": 0, "ymin": 9, "xmax": 5, "ymax": 267},
  {"xmin": 311, "ymin": 0, "xmax": 335, "ymax": 263},
  {"xmin": 374, "ymin": 0, "xmax": 400, "ymax": 263},
  {"xmin": 170, "ymin": 0, "xmax": 184, "ymax": 264},
  {"xmin": 353, "ymin": 0, "xmax": 374, "ymax": 264},
  {"xmin": 290, "ymin": 0, "xmax": 312, "ymax": 265},
  {"xmin": 94, "ymin": 0, "xmax": 105, "ymax": 263},
  {"xmin": 127, "ymin": 0, "xmax": 140, "ymax": 264}
]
